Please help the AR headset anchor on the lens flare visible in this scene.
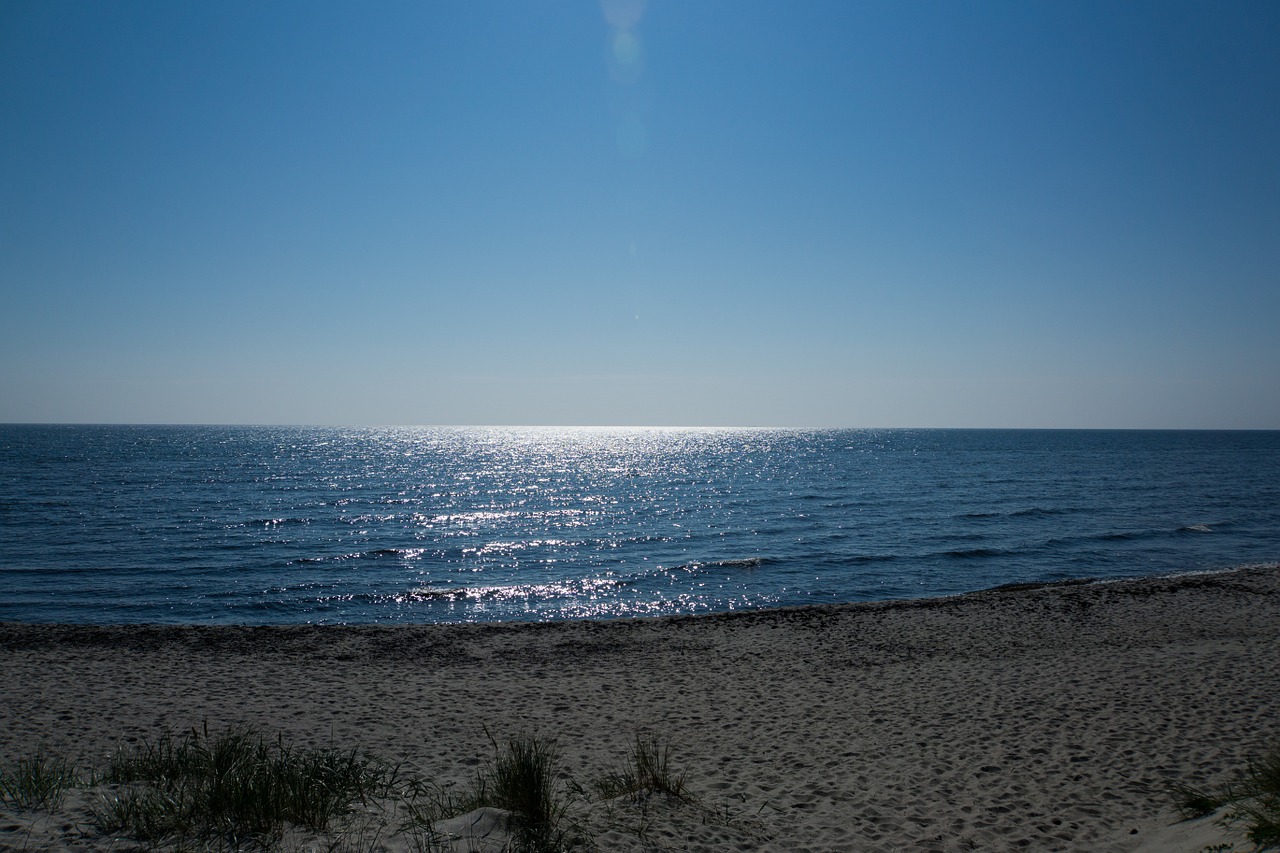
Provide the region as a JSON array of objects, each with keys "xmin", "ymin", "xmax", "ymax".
[{"xmin": 600, "ymin": 0, "xmax": 644, "ymax": 30}]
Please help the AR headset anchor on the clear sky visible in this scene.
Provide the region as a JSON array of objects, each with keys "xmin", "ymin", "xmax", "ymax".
[{"xmin": 2, "ymin": 0, "xmax": 1278, "ymax": 428}]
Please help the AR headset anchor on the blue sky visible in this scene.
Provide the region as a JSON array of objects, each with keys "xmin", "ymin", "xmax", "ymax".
[{"xmin": 3, "ymin": 0, "xmax": 1278, "ymax": 428}]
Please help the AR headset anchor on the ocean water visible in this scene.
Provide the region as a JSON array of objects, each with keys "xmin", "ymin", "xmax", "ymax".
[{"xmin": 0, "ymin": 425, "xmax": 1277, "ymax": 625}]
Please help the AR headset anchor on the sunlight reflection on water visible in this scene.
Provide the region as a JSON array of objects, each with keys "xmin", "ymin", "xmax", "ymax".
[{"xmin": 1, "ymin": 425, "xmax": 1278, "ymax": 624}]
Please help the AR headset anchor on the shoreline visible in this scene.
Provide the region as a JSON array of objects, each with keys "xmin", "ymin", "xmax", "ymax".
[
  {"xmin": 1, "ymin": 560, "xmax": 1272, "ymax": 633},
  {"xmin": 3, "ymin": 563, "xmax": 1278, "ymax": 851}
]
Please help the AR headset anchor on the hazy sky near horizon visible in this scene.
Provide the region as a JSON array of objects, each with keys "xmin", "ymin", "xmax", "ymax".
[{"xmin": 3, "ymin": 0, "xmax": 1278, "ymax": 429}]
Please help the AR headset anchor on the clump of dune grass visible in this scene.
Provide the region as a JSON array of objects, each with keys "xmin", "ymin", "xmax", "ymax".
[
  {"xmin": 1170, "ymin": 741, "xmax": 1280, "ymax": 847},
  {"xmin": 471, "ymin": 731, "xmax": 570, "ymax": 853},
  {"xmin": 93, "ymin": 723, "xmax": 393, "ymax": 848},
  {"xmin": 1169, "ymin": 780, "xmax": 1222, "ymax": 819},
  {"xmin": 594, "ymin": 733, "xmax": 687, "ymax": 802},
  {"xmin": 0, "ymin": 746, "xmax": 78, "ymax": 811}
]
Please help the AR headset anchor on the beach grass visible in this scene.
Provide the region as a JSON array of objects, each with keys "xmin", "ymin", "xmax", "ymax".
[
  {"xmin": 0, "ymin": 746, "xmax": 78, "ymax": 811},
  {"xmin": 15, "ymin": 720, "xmax": 1278, "ymax": 851},
  {"xmin": 92, "ymin": 723, "xmax": 392, "ymax": 847},
  {"xmin": 471, "ymin": 730, "xmax": 570, "ymax": 853},
  {"xmin": 1171, "ymin": 740, "xmax": 1280, "ymax": 847},
  {"xmin": 593, "ymin": 732, "xmax": 688, "ymax": 802},
  {"xmin": 399, "ymin": 730, "xmax": 574, "ymax": 851},
  {"xmin": 0, "ymin": 724, "xmax": 764, "ymax": 851}
]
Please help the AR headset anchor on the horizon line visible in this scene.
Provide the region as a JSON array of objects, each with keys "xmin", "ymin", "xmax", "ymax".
[{"xmin": 3, "ymin": 422, "xmax": 1278, "ymax": 433}]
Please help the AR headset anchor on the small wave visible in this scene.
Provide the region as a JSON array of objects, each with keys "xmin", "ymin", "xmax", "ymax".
[
  {"xmin": 0, "ymin": 564, "xmax": 142, "ymax": 577},
  {"xmin": 402, "ymin": 586, "xmax": 470, "ymax": 601},
  {"xmin": 464, "ymin": 539, "xmax": 584, "ymax": 558},
  {"xmin": 232, "ymin": 517, "xmax": 311, "ymax": 529},
  {"xmin": 943, "ymin": 547, "xmax": 1006, "ymax": 559},
  {"xmin": 418, "ymin": 508, "xmax": 592, "ymax": 526},
  {"xmin": 716, "ymin": 557, "xmax": 769, "ymax": 569},
  {"xmin": 665, "ymin": 557, "xmax": 771, "ymax": 575},
  {"xmin": 368, "ymin": 547, "xmax": 430, "ymax": 558},
  {"xmin": 956, "ymin": 507, "xmax": 1072, "ymax": 521},
  {"xmin": 1044, "ymin": 524, "xmax": 1203, "ymax": 549},
  {"xmin": 340, "ymin": 514, "xmax": 400, "ymax": 526},
  {"xmin": 394, "ymin": 575, "xmax": 630, "ymax": 604},
  {"xmin": 289, "ymin": 547, "xmax": 430, "ymax": 565},
  {"xmin": 843, "ymin": 554, "xmax": 899, "ymax": 564},
  {"xmin": 1009, "ymin": 507, "xmax": 1069, "ymax": 518}
]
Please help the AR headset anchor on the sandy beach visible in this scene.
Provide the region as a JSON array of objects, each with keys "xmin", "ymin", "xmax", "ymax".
[{"xmin": 2, "ymin": 564, "xmax": 1278, "ymax": 851}]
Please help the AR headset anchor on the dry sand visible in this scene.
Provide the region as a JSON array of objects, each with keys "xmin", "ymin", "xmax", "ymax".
[{"xmin": 2, "ymin": 564, "xmax": 1278, "ymax": 851}]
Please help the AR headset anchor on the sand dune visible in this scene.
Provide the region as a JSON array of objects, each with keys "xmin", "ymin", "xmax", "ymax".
[{"xmin": 2, "ymin": 565, "xmax": 1278, "ymax": 851}]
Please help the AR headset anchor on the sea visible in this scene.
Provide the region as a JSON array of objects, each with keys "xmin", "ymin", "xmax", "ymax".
[{"xmin": 1, "ymin": 425, "xmax": 1277, "ymax": 625}]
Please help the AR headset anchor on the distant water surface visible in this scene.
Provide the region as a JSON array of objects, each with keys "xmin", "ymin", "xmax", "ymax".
[{"xmin": 1, "ymin": 426, "xmax": 1277, "ymax": 624}]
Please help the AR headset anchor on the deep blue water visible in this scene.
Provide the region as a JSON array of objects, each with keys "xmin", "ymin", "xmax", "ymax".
[{"xmin": 1, "ymin": 425, "xmax": 1277, "ymax": 624}]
